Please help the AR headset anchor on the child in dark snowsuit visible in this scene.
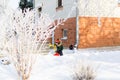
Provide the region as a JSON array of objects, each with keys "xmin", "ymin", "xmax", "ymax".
[{"xmin": 55, "ymin": 39, "xmax": 63, "ymax": 56}]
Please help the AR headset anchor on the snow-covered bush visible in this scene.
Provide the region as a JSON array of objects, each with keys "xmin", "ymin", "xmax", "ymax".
[
  {"xmin": 2, "ymin": 8, "xmax": 72, "ymax": 80},
  {"xmin": 72, "ymin": 61, "xmax": 96, "ymax": 80},
  {"xmin": 5, "ymin": 9, "xmax": 55, "ymax": 80}
]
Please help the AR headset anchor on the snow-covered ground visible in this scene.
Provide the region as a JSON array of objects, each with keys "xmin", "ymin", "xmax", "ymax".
[{"xmin": 0, "ymin": 46, "xmax": 120, "ymax": 80}]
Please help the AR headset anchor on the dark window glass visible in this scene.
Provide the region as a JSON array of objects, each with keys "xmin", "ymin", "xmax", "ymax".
[{"xmin": 58, "ymin": 0, "xmax": 62, "ymax": 7}]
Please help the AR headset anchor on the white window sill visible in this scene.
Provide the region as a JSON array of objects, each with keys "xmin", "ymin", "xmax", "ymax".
[{"xmin": 61, "ymin": 37, "xmax": 67, "ymax": 40}]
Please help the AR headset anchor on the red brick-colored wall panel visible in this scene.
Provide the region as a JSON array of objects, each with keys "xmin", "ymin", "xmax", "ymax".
[{"xmin": 78, "ymin": 17, "xmax": 120, "ymax": 48}]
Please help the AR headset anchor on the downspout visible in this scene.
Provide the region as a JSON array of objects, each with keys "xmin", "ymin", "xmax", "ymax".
[
  {"xmin": 75, "ymin": 0, "xmax": 79, "ymax": 48},
  {"xmin": 52, "ymin": 31, "xmax": 54, "ymax": 44}
]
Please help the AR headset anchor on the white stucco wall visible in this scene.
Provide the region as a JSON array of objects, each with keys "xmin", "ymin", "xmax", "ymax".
[
  {"xmin": 0, "ymin": 0, "xmax": 19, "ymax": 10},
  {"xmin": 35, "ymin": 0, "xmax": 76, "ymax": 19},
  {"xmin": 0, "ymin": 0, "xmax": 9, "ymax": 8},
  {"xmin": 78, "ymin": 0, "xmax": 120, "ymax": 17}
]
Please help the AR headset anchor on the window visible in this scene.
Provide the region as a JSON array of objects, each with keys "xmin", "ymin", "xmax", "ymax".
[
  {"xmin": 58, "ymin": 0, "xmax": 62, "ymax": 7},
  {"xmin": 56, "ymin": 0, "xmax": 63, "ymax": 11},
  {"xmin": 62, "ymin": 29, "xmax": 67, "ymax": 40}
]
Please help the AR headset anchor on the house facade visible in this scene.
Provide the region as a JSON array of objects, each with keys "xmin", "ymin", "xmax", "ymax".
[{"xmin": 35, "ymin": 0, "xmax": 120, "ymax": 48}]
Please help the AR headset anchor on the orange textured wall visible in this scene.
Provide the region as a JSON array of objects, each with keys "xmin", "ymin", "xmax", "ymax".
[{"xmin": 78, "ymin": 17, "xmax": 120, "ymax": 48}]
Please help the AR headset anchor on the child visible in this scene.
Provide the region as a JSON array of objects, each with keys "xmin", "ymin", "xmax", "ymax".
[{"xmin": 55, "ymin": 39, "xmax": 63, "ymax": 56}]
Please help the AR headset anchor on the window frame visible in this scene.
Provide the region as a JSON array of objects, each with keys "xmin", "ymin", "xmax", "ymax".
[{"xmin": 62, "ymin": 29, "xmax": 68, "ymax": 40}]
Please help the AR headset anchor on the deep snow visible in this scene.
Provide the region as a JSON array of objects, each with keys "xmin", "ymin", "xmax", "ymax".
[{"xmin": 0, "ymin": 46, "xmax": 120, "ymax": 80}]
